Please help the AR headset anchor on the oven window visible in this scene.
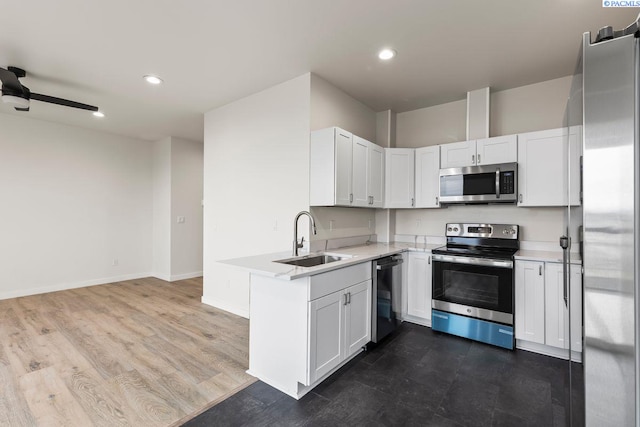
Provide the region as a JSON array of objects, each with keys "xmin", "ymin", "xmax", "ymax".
[
  {"xmin": 433, "ymin": 260, "xmax": 513, "ymax": 314},
  {"xmin": 442, "ymin": 270, "xmax": 499, "ymax": 309}
]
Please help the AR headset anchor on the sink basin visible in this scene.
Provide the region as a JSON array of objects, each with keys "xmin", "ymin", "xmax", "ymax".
[{"xmin": 275, "ymin": 253, "xmax": 352, "ymax": 268}]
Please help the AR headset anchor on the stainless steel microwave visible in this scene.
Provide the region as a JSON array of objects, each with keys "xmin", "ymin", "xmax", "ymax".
[{"xmin": 439, "ymin": 162, "xmax": 517, "ymax": 204}]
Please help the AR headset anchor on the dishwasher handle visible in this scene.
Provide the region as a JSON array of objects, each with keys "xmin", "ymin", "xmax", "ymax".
[{"xmin": 376, "ymin": 259, "xmax": 404, "ymax": 270}]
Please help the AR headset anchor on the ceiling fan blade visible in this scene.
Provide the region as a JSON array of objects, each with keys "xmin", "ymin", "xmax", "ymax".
[
  {"xmin": 0, "ymin": 67, "xmax": 24, "ymax": 93},
  {"xmin": 14, "ymin": 106, "xmax": 29, "ymax": 112},
  {"xmin": 30, "ymin": 92, "xmax": 98, "ymax": 112}
]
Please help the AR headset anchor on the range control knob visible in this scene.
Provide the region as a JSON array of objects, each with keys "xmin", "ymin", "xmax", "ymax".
[
  {"xmin": 453, "ymin": 227, "xmax": 459, "ymax": 232},
  {"xmin": 447, "ymin": 227, "xmax": 452, "ymax": 232},
  {"xmin": 503, "ymin": 229, "xmax": 508, "ymax": 235}
]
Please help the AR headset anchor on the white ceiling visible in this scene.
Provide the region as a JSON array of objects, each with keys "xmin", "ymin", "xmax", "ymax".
[{"xmin": 0, "ymin": 1, "xmax": 636, "ymax": 142}]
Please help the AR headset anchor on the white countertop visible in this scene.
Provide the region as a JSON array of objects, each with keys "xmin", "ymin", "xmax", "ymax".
[
  {"xmin": 219, "ymin": 242, "xmax": 441, "ymax": 280},
  {"xmin": 515, "ymin": 249, "xmax": 582, "ymax": 264}
]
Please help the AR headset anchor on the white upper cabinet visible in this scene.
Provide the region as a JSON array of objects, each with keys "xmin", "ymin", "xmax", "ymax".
[
  {"xmin": 414, "ymin": 146, "xmax": 440, "ymax": 208},
  {"xmin": 310, "ymin": 128, "xmax": 384, "ymax": 208},
  {"xmin": 476, "ymin": 135, "xmax": 517, "ymax": 165},
  {"xmin": 517, "ymin": 127, "xmax": 582, "ymax": 207},
  {"xmin": 351, "ymin": 136, "xmax": 369, "ymax": 207},
  {"xmin": 367, "ymin": 143, "xmax": 385, "ymax": 208},
  {"xmin": 441, "ymin": 136, "xmax": 518, "ymax": 169},
  {"xmin": 440, "ymin": 140, "xmax": 476, "ymax": 168},
  {"xmin": 385, "ymin": 148, "xmax": 415, "ymax": 208}
]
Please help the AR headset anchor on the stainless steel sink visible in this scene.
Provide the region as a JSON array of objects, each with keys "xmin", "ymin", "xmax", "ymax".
[{"xmin": 275, "ymin": 253, "xmax": 352, "ymax": 267}]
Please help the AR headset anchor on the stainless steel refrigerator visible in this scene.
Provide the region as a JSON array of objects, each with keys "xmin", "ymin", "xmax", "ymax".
[{"xmin": 579, "ymin": 16, "xmax": 640, "ymax": 427}]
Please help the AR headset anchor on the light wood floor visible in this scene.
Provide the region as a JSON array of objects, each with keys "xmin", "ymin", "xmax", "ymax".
[{"xmin": 0, "ymin": 277, "xmax": 255, "ymax": 426}]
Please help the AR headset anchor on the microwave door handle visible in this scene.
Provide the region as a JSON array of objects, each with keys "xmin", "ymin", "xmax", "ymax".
[{"xmin": 495, "ymin": 168, "xmax": 500, "ymax": 199}]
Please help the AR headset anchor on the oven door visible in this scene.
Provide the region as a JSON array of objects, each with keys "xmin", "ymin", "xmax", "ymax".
[{"xmin": 432, "ymin": 254, "xmax": 514, "ymax": 325}]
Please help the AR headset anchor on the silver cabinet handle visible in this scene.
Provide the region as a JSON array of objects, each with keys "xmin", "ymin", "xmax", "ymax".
[
  {"xmin": 539, "ymin": 265, "xmax": 542, "ymax": 276},
  {"xmin": 350, "ymin": 193, "xmax": 353, "ymax": 203},
  {"xmin": 560, "ymin": 236, "xmax": 570, "ymax": 307},
  {"xmin": 428, "ymin": 256, "xmax": 431, "ymax": 265},
  {"xmin": 435, "ymin": 196, "xmax": 438, "ymax": 205},
  {"xmin": 472, "ymin": 154, "xmax": 475, "ymax": 164},
  {"xmin": 347, "ymin": 292, "xmax": 351, "ymax": 304},
  {"xmin": 495, "ymin": 168, "xmax": 501, "ymax": 199},
  {"xmin": 344, "ymin": 293, "xmax": 348, "ymax": 306},
  {"xmin": 519, "ymin": 194, "xmax": 523, "ymax": 203},
  {"xmin": 411, "ymin": 198, "xmax": 415, "ymax": 207},
  {"xmin": 477, "ymin": 154, "xmax": 481, "ymax": 164}
]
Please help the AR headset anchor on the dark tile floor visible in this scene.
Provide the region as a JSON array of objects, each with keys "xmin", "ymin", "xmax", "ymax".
[{"xmin": 184, "ymin": 323, "xmax": 584, "ymax": 427}]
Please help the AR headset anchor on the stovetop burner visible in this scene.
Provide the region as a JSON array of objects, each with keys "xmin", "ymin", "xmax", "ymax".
[
  {"xmin": 436, "ymin": 223, "xmax": 520, "ymax": 260},
  {"xmin": 432, "ymin": 245, "xmax": 517, "ymax": 260}
]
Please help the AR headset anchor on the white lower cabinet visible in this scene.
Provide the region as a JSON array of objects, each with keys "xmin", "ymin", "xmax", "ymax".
[
  {"xmin": 515, "ymin": 259, "xmax": 583, "ymax": 359},
  {"xmin": 308, "ymin": 280, "xmax": 371, "ymax": 384},
  {"xmin": 248, "ymin": 262, "xmax": 372, "ymax": 399},
  {"xmin": 405, "ymin": 251, "xmax": 432, "ymax": 326},
  {"xmin": 515, "ymin": 260, "xmax": 545, "ymax": 344}
]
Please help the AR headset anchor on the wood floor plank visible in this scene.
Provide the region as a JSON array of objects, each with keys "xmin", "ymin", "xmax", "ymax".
[
  {"xmin": 0, "ymin": 277, "xmax": 253, "ymax": 426},
  {"xmin": 19, "ymin": 366, "xmax": 94, "ymax": 427},
  {"xmin": 111, "ymin": 369, "xmax": 183, "ymax": 425},
  {"xmin": 0, "ymin": 361, "xmax": 37, "ymax": 426}
]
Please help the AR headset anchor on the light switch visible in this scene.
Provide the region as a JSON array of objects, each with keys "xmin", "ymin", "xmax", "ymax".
[{"xmin": 177, "ymin": 216, "xmax": 186, "ymax": 223}]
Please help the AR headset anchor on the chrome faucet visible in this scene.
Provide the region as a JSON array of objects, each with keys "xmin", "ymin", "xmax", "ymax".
[{"xmin": 293, "ymin": 211, "xmax": 317, "ymax": 256}]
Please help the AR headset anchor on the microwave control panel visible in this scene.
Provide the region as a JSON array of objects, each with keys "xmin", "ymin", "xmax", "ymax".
[{"xmin": 500, "ymin": 171, "xmax": 515, "ymax": 194}]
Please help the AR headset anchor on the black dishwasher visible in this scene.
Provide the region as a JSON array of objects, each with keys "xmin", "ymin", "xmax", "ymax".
[{"xmin": 371, "ymin": 254, "xmax": 404, "ymax": 343}]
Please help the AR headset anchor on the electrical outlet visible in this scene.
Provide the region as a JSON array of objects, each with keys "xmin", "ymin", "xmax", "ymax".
[
  {"xmin": 368, "ymin": 219, "xmax": 373, "ymax": 230},
  {"xmin": 329, "ymin": 220, "xmax": 335, "ymax": 231},
  {"xmin": 273, "ymin": 220, "xmax": 278, "ymax": 231},
  {"xmin": 416, "ymin": 219, "xmax": 422, "ymax": 229},
  {"xmin": 112, "ymin": 259, "xmax": 119, "ymax": 267}
]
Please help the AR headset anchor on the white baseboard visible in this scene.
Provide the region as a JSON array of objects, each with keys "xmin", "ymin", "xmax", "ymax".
[
  {"xmin": 516, "ymin": 339, "xmax": 582, "ymax": 362},
  {"xmin": 152, "ymin": 273, "xmax": 172, "ymax": 282},
  {"xmin": 0, "ymin": 272, "xmax": 153, "ymax": 301},
  {"xmin": 170, "ymin": 271, "xmax": 203, "ymax": 281},
  {"xmin": 201, "ymin": 296, "xmax": 250, "ymax": 319}
]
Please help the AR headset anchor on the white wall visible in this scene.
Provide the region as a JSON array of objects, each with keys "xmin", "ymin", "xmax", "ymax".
[
  {"xmin": 0, "ymin": 113, "xmax": 153, "ymax": 299},
  {"xmin": 152, "ymin": 137, "xmax": 171, "ymax": 279},
  {"xmin": 310, "ymin": 74, "xmax": 377, "ymax": 141},
  {"xmin": 394, "ymin": 76, "xmax": 575, "ymax": 244},
  {"xmin": 309, "ymin": 74, "xmax": 378, "ymax": 244},
  {"xmin": 202, "ymin": 74, "xmax": 312, "ymax": 317},
  {"xmin": 170, "ymin": 137, "xmax": 203, "ymax": 280}
]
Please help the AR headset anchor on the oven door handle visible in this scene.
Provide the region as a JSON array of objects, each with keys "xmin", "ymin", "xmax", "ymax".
[{"xmin": 432, "ymin": 254, "xmax": 513, "ymax": 269}]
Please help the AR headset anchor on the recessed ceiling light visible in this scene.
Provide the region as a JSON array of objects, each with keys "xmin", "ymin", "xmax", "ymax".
[
  {"xmin": 143, "ymin": 75, "xmax": 163, "ymax": 85},
  {"xmin": 93, "ymin": 111, "xmax": 105, "ymax": 118},
  {"xmin": 378, "ymin": 48, "xmax": 396, "ymax": 60}
]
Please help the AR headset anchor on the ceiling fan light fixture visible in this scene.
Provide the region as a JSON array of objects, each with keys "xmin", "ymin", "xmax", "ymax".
[
  {"xmin": 143, "ymin": 75, "xmax": 163, "ymax": 85},
  {"xmin": 93, "ymin": 111, "xmax": 105, "ymax": 118},
  {"xmin": 378, "ymin": 48, "xmax": 397, "ymax": 60},
  {"xmin": 2, "ymin": 94, "xmax": 30, "ymax": 108}
]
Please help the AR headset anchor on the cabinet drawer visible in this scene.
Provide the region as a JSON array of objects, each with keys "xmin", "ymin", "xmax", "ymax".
[{"xmin": 309, "ymin": 262, "xmax": 371, "ymax": 301}]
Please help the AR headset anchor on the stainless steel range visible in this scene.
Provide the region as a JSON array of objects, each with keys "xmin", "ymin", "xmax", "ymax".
[{"xmin": 431, "ymin": 223, "xmax": 519, "ymax": 349}]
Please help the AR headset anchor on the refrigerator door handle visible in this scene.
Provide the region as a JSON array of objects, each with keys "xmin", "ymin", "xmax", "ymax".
[{"xmin": 559, "ymin": 235, "xmax": 570, "ymax": 307}]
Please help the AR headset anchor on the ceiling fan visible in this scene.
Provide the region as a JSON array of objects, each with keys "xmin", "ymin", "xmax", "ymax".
[{"xmin": 0, "ymin": 66, "xmax": 99, "ymax": 112}]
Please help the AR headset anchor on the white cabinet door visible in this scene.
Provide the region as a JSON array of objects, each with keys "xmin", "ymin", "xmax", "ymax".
[
  {"xmin": 335, "ymin": 130, "xmax": 354, "ymax": 206},
  {"xmin": 351, "ymin": 136, "xmax": 369, "ymax": 207},
  {"xmin": 385, "ymin": 148, "xmax": 415, "ymax": 208},
  {"xmin": 440, "ymin": 140, "xmax": 476, "ymax": 168},
  {"xmin": 344, "ymin": 280, "xmax": 372, "ymax": 357},
  {"xmin": 308, "ymin": 290, "xmax": 344, "ymax": 384},
  {"xmin": 545, "ymin": 262, "xmax": 583, "ymax": 352},
  {"xmin": 368, "ymin": 143, "xmax": 385, "ymax": 208},
  {"xmin": 515, "ymin": 260, "xmax": 545, "ymax": 344},
  {"xmin": 476, "ymin": 135, "xmax": 517, "ymax": 165},
  {"xmin": 517, "ymin": 127, "xmax": 581, "ymax": 207},
  {"xmin": 544, "ymin": 262, "xmax": 566, "ymax": 349},
  {"xmin": 407, "ymin": 252, "xmax": 432, "ymax": 323},
  {"xmin": 415, "ymin": 146, "xmax": 440, "ymax": 208}
]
